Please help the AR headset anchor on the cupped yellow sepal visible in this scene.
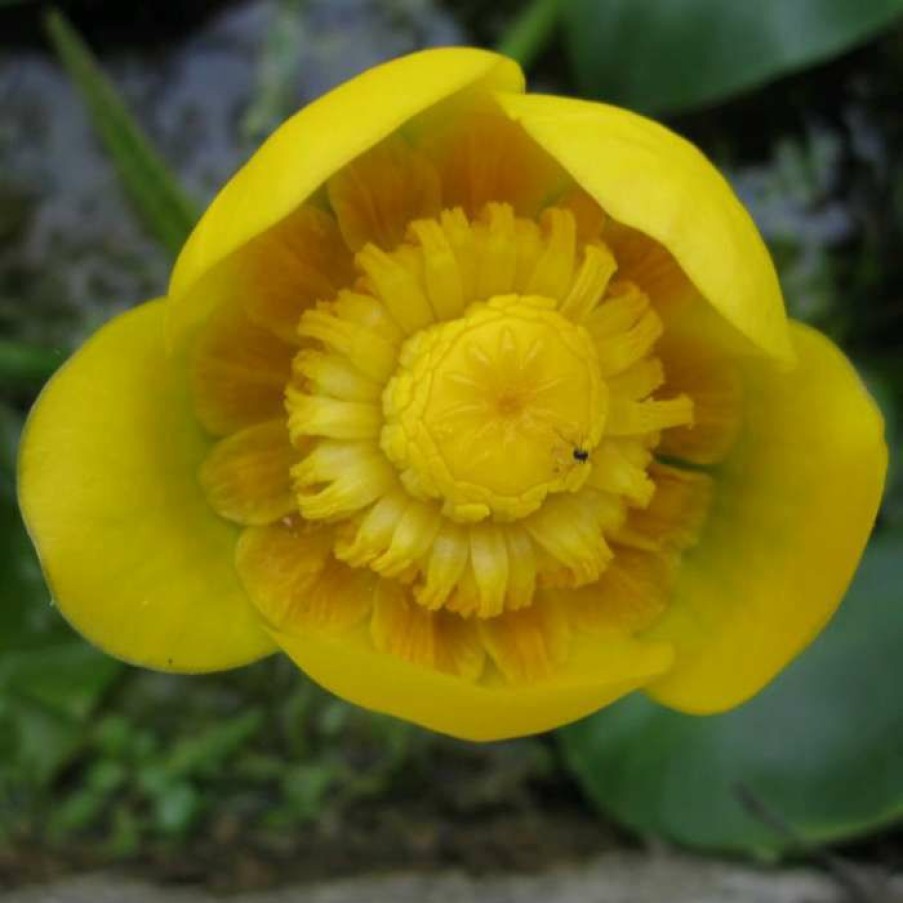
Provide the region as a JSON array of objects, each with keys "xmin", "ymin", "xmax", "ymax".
[
  {"xmin": 495, "ymin": 92, "xmax": 793, "ymax": 363},
  {"xmin": 18, "ymin": 301, "xmax": 275, "ymax": 672},
  {"xmin": 269, "ymin": 621, "xmax": 673, "ymax": 741},
  {"xmin": 168, "ymin": 48, "xmax": 525, "ymax": 345},
  {"xmin": 647, "ymin": 321, "xmax": 887, "ymax": 712}
]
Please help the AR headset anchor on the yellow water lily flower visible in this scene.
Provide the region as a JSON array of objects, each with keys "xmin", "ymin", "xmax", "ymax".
[{"xmin": 18, "ymin": 48, "xmax": 886, "ymax": 741}]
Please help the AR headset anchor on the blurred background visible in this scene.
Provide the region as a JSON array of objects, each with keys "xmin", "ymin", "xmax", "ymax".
[{"xmin": 1, "ymin": 1, "xmax": 902, "ymax": 900}]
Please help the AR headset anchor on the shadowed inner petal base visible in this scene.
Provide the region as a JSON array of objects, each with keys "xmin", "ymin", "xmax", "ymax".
[{"xmin": 194, "ymin": 118, "xmax": 736, "ymax": 688}]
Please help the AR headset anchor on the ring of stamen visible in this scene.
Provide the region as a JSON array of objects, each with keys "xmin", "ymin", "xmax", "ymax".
[{"xmin": 282, "ymin": 202, "xmax": 694, "ymax": 619}]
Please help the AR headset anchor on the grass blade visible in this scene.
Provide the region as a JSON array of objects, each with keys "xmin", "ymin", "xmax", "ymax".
[
  {"xmin": 43, "ymin": 8, "xmax": 198, "ymax": 255},
  {"xmin": 496, "ymin": 0, "xmax": 562, "ymax": 70}
]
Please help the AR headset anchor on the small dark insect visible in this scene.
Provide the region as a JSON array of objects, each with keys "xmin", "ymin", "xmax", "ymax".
[{"xmin": 572, "ymin": 448, "xmax": 589, "ymax": 462}]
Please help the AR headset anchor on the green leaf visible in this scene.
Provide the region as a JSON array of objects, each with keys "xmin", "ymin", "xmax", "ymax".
[
  {"xmin": 558, "ymin": 533, "xmax": 903, "ymax": 857},
  {"xmin": 0, "ymin": 340, "xmax": 65, "ymax": 387},
  {"xmin": 282, "ymin": 763, "xmax": 336, "ymax": 822},
  {"xmin": 152, "ymin": 782, "xmax": 202, "ymax": 837},
  {"xmin": 164, "ymin": 711, "xmax": 264, "ymax": 779},
  {"xmin": 0, "ymin": 698, "xmax": 83, "ymax": 788},
  {"xmin": 496, "ymin": 0, "xmax": 563, "ymax": 71},
  {"xmin": 43, "ymin": 8, "xmax": 198, "ymax": 255},
  {"xmin": 562, "ymin": 0, "xmax": 903, "ymax": 114},
  {"xmin": 0, "ymin": 643, "xmax": 121, "ymax": 722}
]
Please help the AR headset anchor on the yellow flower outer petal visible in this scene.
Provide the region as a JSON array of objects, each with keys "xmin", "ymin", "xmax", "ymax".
[
  {"xmin": 18, "ymin": 300, "xmax": 275, "ymax": 672},
  {"xmin": 647, "ymin": 322, "xmax": 886, "ymax": 713},
  {"xmin": 270, "ymin": 621, "xmax": 674, "ymax": 741},
  {"xmin": 496, "ymin": 92, "xmax": 793, "ymax": 362},
  {"xmin": 169, "ymin": 49, "xmax": 524, "ymax": 346}
]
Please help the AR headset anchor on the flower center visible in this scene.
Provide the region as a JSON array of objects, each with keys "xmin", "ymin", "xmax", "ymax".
[
  {"xmin": 281, "ymin": 202, "xmax": 695, "ymax": 617},
  {"xmin": 381, "ymin": 295, "xmax": 606, "ymax": 522},
  {"xmin": 192, "ymin": 125, "xmax": 726, "ymax": 694}
]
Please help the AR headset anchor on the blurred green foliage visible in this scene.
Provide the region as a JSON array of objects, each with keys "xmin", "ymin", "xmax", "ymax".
[
  {"xmin": 20, "ymin": 663, "xmax": 419, "ymax": 853},
  {"xmin": 562, "ymin": 0, "xmax": 903, "ymax": 113},
  {"xmin": 0, "ymin": 342, "xmax": 65, "ymax": 387}
]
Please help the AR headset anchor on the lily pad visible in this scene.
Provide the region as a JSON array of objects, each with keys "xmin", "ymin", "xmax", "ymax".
[
  {"xmin": 558, "ymin": 532, "xmax": 903, "ymax": 857},
  {"xmin": 562, "ymin": 0, "xmax": 903, "ymax": 114}
]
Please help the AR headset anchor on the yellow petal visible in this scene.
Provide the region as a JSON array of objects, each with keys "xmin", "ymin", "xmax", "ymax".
[
  {"xmin": 422, "ymin": 106, "xmax": 568, "ymax": 218},
  {"xmin": 356, "ymin": 242, "xmax": 436, "ymax": 334},
  {"xmin": 415, "ymin": 521, "xmax": 470, "ymax": 610},
  {"xmin": 327, "ymin": 134, "xmax": 441, "ymax": 251},
  {"xmin": 371, "ymin": 582, "xmax": 485, "ymax": 681},
  {"xmin": 269, "ymin": 621, "xmax": 673, "ymax": 741},
  {"xmin": 605, "ymin": 394, "xmax": 693, "ymax": 436},
  {"xmin": 468, "ymin": 522, "xmax": 511, "ymax": 618},
  {"xmin": 556, "ymin": 547, "xmax": 675, "ymax": 635},
  {"xmin": 407, "ymin": 217, "xmax": 469, "ymax": 321},
  {"xmin": 285, "ymin": 392, "xmax": 381, "ymax": 440},
  {"xmin": 557, "ymin": 187, "xmax": 608, "ymax": 243},
  {"xmin": 614, "ymin": 462, "xmax": 713, "ymax": 553},
  {"xmin": 479, "ymin": 598, "xmax": 570, "ymax": 683},
  {"xmin": 526, "ymin": 207, "xmax": 577, "ymax": 299},
  {"xmin": 297, "ymin": 291, "xmax": 401, "ymax": 384},
  {"xmin": 601, "ymin": 217, "xmax": 695, "ymax": 311},
  {"xmin": 495, "ymin": 92, "xmax": 793, "ymax": 362},
  {"xmin": 18, "ymin": 301, "xmax": 274, "ymax": 672},
  {"xmin": 291, "ymin": 441, "xmax": 396, "ymax": 521},
  {"xmin": 525, "ymin": 492, "xmax": 617, "ymax": 587},
  {"xmin": 169, "ymin": 49, "xmax": 524, "ymax": 343},
  {"xmin": 559, "ymin": 242, "xmax": 618, "ymax": 323},
  {"xmin": 199, "ymin": 420, "xmax": 297, "ymax": 526},
  {"xmin": 503, "ymin": 524, "xmax": 537, "ymax": 611},
  {"xmin": 657, "ymin": 333, "xmax": 745, "ymax": 465},
  {"xmin": 192, "ymin": 297, "xmax": 293, "ymax": 436},
  {"xmin": 236, "ymin": 520, "xmax": 370, "ymax": 634},
  {"xmin": 371, "ymin": 500, "xmax": 442, "ymax": 578},
  {"xmin": 586, "ymin": 438, "xmax": 655, "ymax": 506},
  {"xmin": 335, "ymin": 490, "xmax": 408, "ymax": 567},
  {"xmin": 240, "ymin": 205, "xmax": 353, "ymax": 345},
  {"xmin": 292, "ymin": 349, "xmax": 382, "ymax": 403},
  {"xmin": 647, "ymin": 322, "xmax": 887, "ymax": 712}
]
